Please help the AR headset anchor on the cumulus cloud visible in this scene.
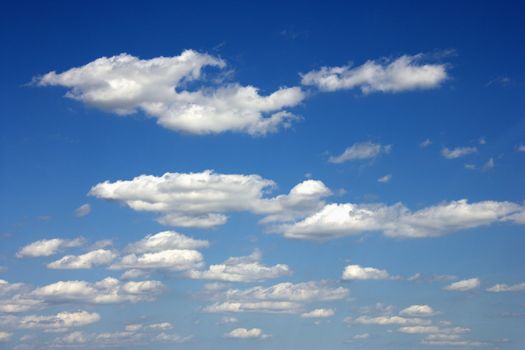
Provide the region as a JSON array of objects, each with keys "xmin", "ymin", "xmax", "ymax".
[
  {"xmin": 74, "ymin": 204, "xmax": 91, "ymax": 217},
  {"xmin": 31, "ymin": 277, "xmax": 164, "ymax": 304},
  {"xmin": 301, "ymin": 54, "xmax": 447, "ymax": 93},
  {"xmin": 47, "ymin": 249, "xmax": 117, "ymax": 269},
  {"xmin": 278, "ymin": 199, "xmax": 525, "ymax": 240},
  {"xmin": 441, "ymin": 146, "xmax": 477, "ymax": 159},
  {"xmin": 329, "ymin": 142, "xmax": 391, "ymax": 164},
  {"xmin": 486, "ymin": 282, "xmax": 525, "ymax": 292},
  {"xmin": 341, "ymin": 264, "xmax": 391, "ymax": 280},
  {"xmin": 225, "ymin": 327, "xmax": 270, "ymax": 339},
  {"xmin": 301, "ymin": 308, "xmax": 335, "ymax": 318},
  {"xmin": 204, "ymin": 281, "xmax": 348, "ymax": 314},
  {"xmin": 126, "ymin": 231, "xmax": 209, "ymax": 253},
  {"xmin": 400, "ymin": 305, "xmax": 435, "ymax": 317},
  {"xmin": 111, "ymin": 249, "xmax": 204, "ymax": 271},
  {"xmin": 188, "ymin": 250, "xmax": 291, "ymax": 282},
  {"xmin": 444, "ymin": 278, "xmax": 480, "ymax": 292},
  {"xmin": 90, "ymin": 171, "xmax": 331, "ymax": 228},
  {"xmin": 35, "ymin": 50, "xmax": 304, "ymax": 135},
  {"xmin": 17, "ymin": 238, "xmax": 84, "ymax": 258},
  {"xmin": 20, "ymin": 310, "xmax": 100, "ymax": 331}
]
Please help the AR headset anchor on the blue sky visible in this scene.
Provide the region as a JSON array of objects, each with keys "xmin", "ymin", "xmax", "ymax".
[{"xmin": 1, "ymin": 1, "xmax": 524, "ymax": 349}]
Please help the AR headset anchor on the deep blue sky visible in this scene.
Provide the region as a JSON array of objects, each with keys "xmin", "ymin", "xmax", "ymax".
[{"xmin": 1, "ymin": 1, "xmax": 524, "ymax": 349}]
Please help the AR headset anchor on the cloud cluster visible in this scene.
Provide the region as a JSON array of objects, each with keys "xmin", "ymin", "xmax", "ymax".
[
  {"xmin": 90, "ymin": 170, "xmax": 331, "ymax": 228},
  {"xmin": 35, "ymin": 50, "xmax": 304, "ymax": 135},
  {"xmin": 19, "ymin": 310, "xmax": 100, "ymax": 331},
  {"xmin": 301, "ymin": 54, "xmax": 447, "ymax": 93},
  {"xmin": 47, "ymin": 249, "xmax": 117, "ymax": 269}
]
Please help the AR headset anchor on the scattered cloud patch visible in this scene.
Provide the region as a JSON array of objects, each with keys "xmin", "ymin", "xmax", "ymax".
[
  {"xmin": 301, "ymin": 54, "xmax": 448, "ymax": 93},
  {"xmin": 342, "ymin": 264, "xmax": 391, "ymax": 280},
  {"xmin": 74, "ymin": 204, "xmax": 91, "ymax": 217},
  {"xmin": 329, "ymin": 142, "xmax": 391, "ymax": 164},
  {"xmin": 301, "ymin": 308, "xmax": 335, "ymax": 318},
  {"xmin": 444, "ymin": 278, "xmax": 480, "ymax": 292},
  {"xmin": 47, "ymin": 249, "xmax": 117, "ymax": 269},
  {"xmin": 486, "ymin": 282, "xmax": 525, "ymax": 292},
  {"xmin": 17, "ymin": 238, "xmax": 84, "ymax": 258},
  {"xmin": 225, "ymin": 327, "xmax": 270, "ymax": 339},
  {"xmin": 400, "ymin": 305, "xmax": 435, "ymax": 317},
  {"xmin": 378, "ymin": 174, "xmax": 392, "ymax": 183},
  {"xmin": 441, "ymin": 146, "xmax": 477, "ymax": 159}
]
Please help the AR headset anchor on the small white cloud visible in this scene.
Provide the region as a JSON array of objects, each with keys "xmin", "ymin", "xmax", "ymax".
[
  {"xmin": 329, "ymin": 142, "xmax": 391, "ymax": 164},
  {"xmin": 479, "ymin": 137, "xmax": 487, "ymax": 145},
  {"xmin": 47, "ymin": 249, "xmax": 117, "ymax": 269},
  {"xmin": 20, "ymin": 310, "xmax": 100, "ymax": 331},
  {"xmin": 444, "ymin": 278, "xmax": 480, "ymax": 291},
  {"xmin": 17, "ymin": 238, "xmax": 84, "ymax": 258},
  {"xmin": 516, "ymin": 144, "xmax": 525, "ymax": 152},
  {"xmin": 74, "ymin": 204, "xmax": 91, "ymax": 217},
  {"xmin": 353, "ymin": 315, "xmax": 431, "ymax": 326},
  {"xmin": 482, "ymin": 158, "xmax": 495, "ymax": 171},
  {"xmin": 155, "ymin": 332, "xmax": 192, "ymax": 343},
  {"xmin": 400, "ymin": 305, "xmax": 435, "ymax": 317},
  {"xmin": 441, "ymin": 146, "xmax": 477, "ymax": 159},
  {"xmin": 352, "ymin": 333, "xmax": 369, "ymax": 339},
  {"xmin": 0, "ymin": 331, "xmax": 11, "ymax": 342},
  {"xmin": 225, "ymin": 328, "xmax": 269, "ymax": 339},
  {"xmin": 378, "ymin": 174, "xmax": 392, "ymax": 183},
  {"xmin": 218, "ymin": 317, "xmax": 238, "ymax": 324},
  {"xmin": 301, "ymin": 308, "xmax": 335, "ymax": 318},
  {"xmin": 420, "ymin": 138, "xmax": 432, "ymax": 148},
  {"xmin": 342, "ymin": 264, "xmax": 391, "ymax": 280},
  {"xmin": 127, "ymin": 231, "xmax": 209, "ymax": 253},
  {"xmin": 486, "ymin": 282, "xmax": 525, "ymax": 292},
  {"xmin": 301, "ymin": 54, "xmax": 448, "ymax": 93}
]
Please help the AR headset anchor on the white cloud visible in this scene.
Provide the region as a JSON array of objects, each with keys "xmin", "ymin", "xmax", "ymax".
[
  {"xmin": 278, "ymin": 199, "xmax": 524, "ymax": 240},
  {"xmin": 90, "ymin": 171, "xmax": 331, "ymax": 228},
  {"xmin": 301, "ymin": 308, "xmax": 335, "ymax": 318},
  {"xmin": 20, "ymin": 310, "xmax": 100, "ymax": 331},
  {"xmin": 0, "ymin": 331, "xmax": 11, "ymax": 342},
  {"xmin": 482, "ymin": 158, "xmax": 495, "ymax": 171},
  {"xmin": 378, "ymin": 174, "xmax": 392, "ymax": 183},
  {"xmin": 188, "ymin": 250, "xmax": 291, "ymax": 282},
  {"xmin": 353, "ymin": 315, "xmax": 431, "ymax": 326},
  {"xmin": 517, "ymin": 144, "xmax": 525, "ymax": 152},
  {"xmin": 204, "ymin": 281, "xmax": 348, "ymax": 314},
  {"xmin": 218, "ymin": 316, "xmax": 238, "ymax": 324},
  {"xmin": 225, "ymin": 328, "xmax": 269, "ymax": 339},
  {"xmin": 329, "ymin": 142, "xmax": 391, "ymax": 164},
  {"xmin": 441, "ymin": 146, "xmax": 477, "ymax": 159},
  {"xmin": 342, "ymin": 264, "xmax": 391, "ymax": 280},
  {"xmin": 420, "ymin": 139, "xmax": 432, "ymax": 148},
  {"xmin": 47, "ymin": 249, "xmax": 117, "ymax": 269},
  {"xmin": 126, "ymin": 231, "xmax": 209, "ymax": 253},
  {"xmin": 155, "ymin": 332, "xmax": 192, "ymax": 343},
  {"xmin": 36, "ymin": 50, "xmax": 304, "ymax": 135},
  {"xmin": 17, "ymin": 238, "xmax": 84, "ymax": 258},
  {"xmin": 400, "ymin": 305, "xmax": 435, "ymax": 317},
  {"xmin": 352, "ymin": 333, "xmax": 369, "ymax": 339},
  {"xmin": 111, "ymin": 249, "xmax": 203, "ymax": 271},
  {"xmin": 301, "ymin": 54, "xmax": 447, "ymax": 93},
  {"xmin": 74, "ymin": 204, "xmax": 91, "ymax": 217},
  {"xmin": 55, "ymin": 331, "xmax": 87, "ymax": 344},
  {"xmin": 486, "ymin": 282, "xmax": 525, "ymax": 292},
  {"xmin": 32, "ymin": 277, "xmax": 164, "ymax": 304},
  {"xmin": 444, "ymin": 278, "xmax": 480, "ymax": 292}
]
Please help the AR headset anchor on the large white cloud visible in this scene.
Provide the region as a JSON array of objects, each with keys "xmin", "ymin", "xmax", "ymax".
[
  {"xmin": 17, "ymin": 238, "xmax": 84, "ymax": 258},
  {"xmin": 204, "ymin": 281, "xmax": 348, "ymax": 314},
  {"xmin": 47, "ymin": 249, "xmax": 117, "ymax": 269},
  {"xmin": 90, "ymin": 171, "xmax": 331, "ymax": 228},
  {"xmin": 278, "ymin": 199, "xmax": 524, "ymax": 239},
  {"xmin": 301, "ymin": 54, "xmax": 447, "ymax": 93},
  {"xmin": 188, "ymin": 250, "xmax": 291, "ymax": 282},
  {"xmin": 35, "ymin": 50, "xmax": 305, "ymax": 135}
]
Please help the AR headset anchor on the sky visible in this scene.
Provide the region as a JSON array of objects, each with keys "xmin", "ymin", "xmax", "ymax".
[{"xmin": 0, "ymin": 1, "xmax": 524, "ymax": 349}]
